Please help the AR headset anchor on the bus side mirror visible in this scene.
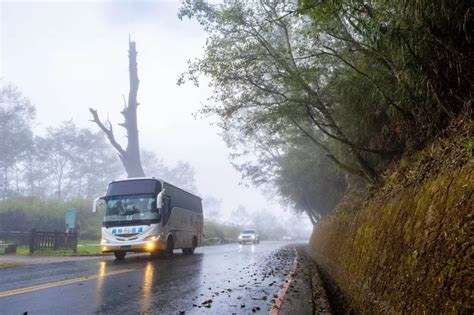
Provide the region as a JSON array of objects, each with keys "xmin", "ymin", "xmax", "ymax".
[
  {"xmin": 156, "ymin": 189, "xmax": 165, "ymax": 210},
  {"xmin": 92, "ymin": 196, "xmax": 105, "ymax": 213}
]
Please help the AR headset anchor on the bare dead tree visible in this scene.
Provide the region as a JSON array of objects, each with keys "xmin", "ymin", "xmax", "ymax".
[{"xmin": 89, "ymin": 40, "xmax": 145, "ymax": 178}]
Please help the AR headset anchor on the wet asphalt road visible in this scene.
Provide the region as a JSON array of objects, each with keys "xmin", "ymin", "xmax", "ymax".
[{"xmin": 0, "ymin": 241, "xmax": 300, "ymax": 314}]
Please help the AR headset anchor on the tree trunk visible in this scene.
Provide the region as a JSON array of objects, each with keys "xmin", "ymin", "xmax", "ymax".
[
  {"xmin": 89, "ymin": 40, "xmax": 145, "ymax": 178},
  {"xmin": 122, "ymin": 41, "xmax": 145, "ymax": 178}
]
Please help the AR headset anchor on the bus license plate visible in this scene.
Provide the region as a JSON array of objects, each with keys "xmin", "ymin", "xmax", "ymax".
[{"xmin": 120, "ymin": 245, "xmax": 131, "ymax": 250}]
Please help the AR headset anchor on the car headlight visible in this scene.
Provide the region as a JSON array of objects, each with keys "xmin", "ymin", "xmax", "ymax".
[
  {"xmin": 144, "ymin": 235, "xmax": 159, "ymax": 242},
  {"xmin": 250, "ymin": 235, "xmax": 255, "ymax": 239}
]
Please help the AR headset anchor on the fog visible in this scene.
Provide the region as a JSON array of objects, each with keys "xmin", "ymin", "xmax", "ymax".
[{"xmin": 0, "ymin": 0, "xmax": 312, "ymax": 237}]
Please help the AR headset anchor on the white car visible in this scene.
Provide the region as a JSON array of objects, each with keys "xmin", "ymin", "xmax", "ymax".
[{"xmin": 238, "ymin": 229, "xmax": 260, "ymax": 244}]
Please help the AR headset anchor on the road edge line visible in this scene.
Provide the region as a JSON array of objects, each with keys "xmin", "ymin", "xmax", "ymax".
[{"xmin": 269, "ymin": 247, "xmax": 298, "ymax": 315}]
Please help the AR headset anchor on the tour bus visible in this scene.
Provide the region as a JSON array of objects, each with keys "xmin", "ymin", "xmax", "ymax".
[{"xmin": 93, "ymin": 177, "xmax": 203, "ymax": 260}]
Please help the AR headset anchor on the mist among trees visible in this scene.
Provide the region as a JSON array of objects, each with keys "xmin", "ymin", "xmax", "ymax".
[
  {"xmin": 0, "ymin": 81, "xmax": 198, "ymax": 237},
  {"xmin": 0, "ymin": 89, "xmax": 199, "ymax": 197},
  {"xmin": 179, "ymin": 0, "xmax": 472, "ymax": 222}
]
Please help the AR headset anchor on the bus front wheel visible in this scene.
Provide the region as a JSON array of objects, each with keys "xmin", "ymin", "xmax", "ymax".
[
  {"xmin": 114, "ymin": 251, "xmax": 126, "ymax": 260},
  {"xmin": 166, "ymin": 237, "xmax": 174, "ymax": 256}
]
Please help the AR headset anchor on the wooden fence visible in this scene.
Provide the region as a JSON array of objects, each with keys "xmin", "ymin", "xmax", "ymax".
[
  {"xmin": 0, "ymin": 230, "xmax": 30, "ymax": 246},
  {"xmin": 0, "ymin": 229, "xmax": 77, "ymax": 253}
]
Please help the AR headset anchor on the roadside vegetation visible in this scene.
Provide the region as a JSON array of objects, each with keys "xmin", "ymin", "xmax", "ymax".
[
  {"xmin": 0, "ymin": 240, "xmax": 102, "ymax": 257},
  {"xmin": 0, "ymin": 238, "xmax": 102, "ymax": 257},
  {"xmin": 204, "ymin": 220, "xmax": 242, "ymax": 242},
  {"xmin": 0, "ymin": 262, "xmax": 20, "ymax": 268},
  {"xmin": 0, "ymin": 198, "xmax": 103, "ymax": 240}
]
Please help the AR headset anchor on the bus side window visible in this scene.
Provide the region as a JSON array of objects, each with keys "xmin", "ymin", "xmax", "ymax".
[{"xmin": 162, "ymin": 196, "xmax": 171, "ymax": 225}]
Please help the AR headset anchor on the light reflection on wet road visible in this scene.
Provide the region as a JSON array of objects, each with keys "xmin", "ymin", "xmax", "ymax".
[{"xmin": 0, "ymin": 241, "xmax": 299, "ymax": 314}]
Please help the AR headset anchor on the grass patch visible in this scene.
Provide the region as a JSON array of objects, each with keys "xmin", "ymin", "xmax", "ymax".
[{"xmin": 0, "ymin": 262, "xmax": 20, "ymax": 268}]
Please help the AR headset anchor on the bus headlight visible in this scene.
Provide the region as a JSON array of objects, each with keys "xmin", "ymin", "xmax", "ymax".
[
  {"xmin": 101, "ymin": 239, "xmax": 110, "ymax": 245},
  {"xmin": 145, "ymin": 242, "xmax": 156, "ymax": 251},
  {"xmin": 144, "ymin": 235, "xmax": 159, "ymax": 242}
]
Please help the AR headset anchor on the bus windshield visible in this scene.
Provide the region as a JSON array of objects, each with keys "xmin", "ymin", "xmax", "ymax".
[{"xmin": 104, "ymin": 194, "xmax": 159, "ymax": 222}]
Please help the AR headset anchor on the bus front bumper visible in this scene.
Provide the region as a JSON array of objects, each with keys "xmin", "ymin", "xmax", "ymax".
[{"xmin": 101, "ymin": 241, "xmax": 165, "ymax": 253}]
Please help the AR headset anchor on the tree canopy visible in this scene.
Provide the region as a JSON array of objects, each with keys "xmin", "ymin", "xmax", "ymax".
[
  {"xmin": 0, "ymin": 84, "xmax": 35, "ymax": 199},
  {"xmin": 0, "ymin": 80, "xmax": 199, "ymax": 202},
  {"xmin": 179, "ymin": 0, "xmax": 472, "ymax": 220}
]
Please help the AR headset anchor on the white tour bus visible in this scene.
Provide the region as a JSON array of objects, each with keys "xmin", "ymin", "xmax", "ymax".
[{"xmin": 93, "ymin": 177, "xmax": 203, "ymax": 260}]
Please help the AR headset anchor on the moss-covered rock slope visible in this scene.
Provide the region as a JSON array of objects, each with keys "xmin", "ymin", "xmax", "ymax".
[{"xmin": 309, "ymin": 120, "xmax": 473, "ymax": 314}]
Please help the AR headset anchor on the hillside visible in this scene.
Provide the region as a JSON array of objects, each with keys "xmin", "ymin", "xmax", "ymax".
[{"xmin": 309, "ymin": 119, "xmax": 473, "ymax": 313}]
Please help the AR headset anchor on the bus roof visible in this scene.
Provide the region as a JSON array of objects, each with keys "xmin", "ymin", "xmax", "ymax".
[{"xmin": 110, "ymin": 177, "xmax": 201, "ymax": 200}]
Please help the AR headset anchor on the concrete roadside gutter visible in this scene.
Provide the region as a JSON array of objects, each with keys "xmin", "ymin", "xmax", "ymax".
[{"xmin": 277, "ymin": 245, "xmax": 332, "ymax": 315}]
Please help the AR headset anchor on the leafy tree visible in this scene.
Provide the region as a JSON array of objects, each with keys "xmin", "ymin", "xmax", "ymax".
[
  {"xmin": 36, "ymin": 123, "xmax": 79, "ymax": 199},
  {"xmin": 22, "ymin": 145, "xmax": 51, "ymax": 197},
  {"xmin": 141, "ymin": 150, "xmax": 168, "ymax": 176},
  {"xmin": 179, "ymin": 0, "xmax": 387, "ymax": 183},
  {"xmin": 141, "ymin": 150, "xmax": 198, "ymax": 193},
  {"xmin": 202, "ymin": 196, "xmax": 222, "ymax": 219},
  {"xmin": 179, "ymin": 0, "xmax": 472, "ymax": 219},
  {"xmin": 298, "ymin": 0, "xmax": 472, "ymax": 143},
  {"xmin": 69, "ymin": 128, "xmax": 124, "ymax": 198},
  {"xmin": 166, "ymin": 161, "xmax": 198, "ymax": 193},
  {"xmin": 249, "ymin": 209, "xmax": 287, "ymax": 240},
  {"xmin": 0, "ymin": 84, "xmax": 35, "ymax": 199},
  {"xmin": 275, "ymin": 139, "xmax": 346, "ymax": 222},
  {"xmin": 35, "ymin": 122, "xmax": 122, "ymax": 199},
  {"xmin": 0, "ymin": 197, "xmax": 104, "ymax": 239},
  {"xmin": 230, "ymin": 205, "xmax": 251, "ymax": 227},
  {"xmin": 204, "ymin": 219, "xmax": 241, "ymax": 241}
]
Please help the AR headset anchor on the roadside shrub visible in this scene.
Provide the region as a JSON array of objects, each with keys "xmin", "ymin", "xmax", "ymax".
[{"xmin": 0, "ymin": 197, "xmax": 102, "ymax": 240}]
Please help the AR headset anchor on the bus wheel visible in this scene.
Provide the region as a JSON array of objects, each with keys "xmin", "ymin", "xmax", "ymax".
[
  {"xmin": 114, "ymin": 251, "xmax": 126, "ymax": 260},
  {"xmin": 166, "ymin": 237, "xmax": 174, "ymax": 256},
  {"xmin": 182, "ymin": 237, "xmax": 197, "ymax": 255}
]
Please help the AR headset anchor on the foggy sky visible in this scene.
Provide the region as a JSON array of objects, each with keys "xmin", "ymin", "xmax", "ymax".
[{"xmin": 0, "ymin": 0, "xmax": 311, "ymax": 229}]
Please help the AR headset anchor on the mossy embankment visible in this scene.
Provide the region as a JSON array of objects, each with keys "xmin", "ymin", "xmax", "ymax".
[{"xmin": 309, "ymin": 120, "xmax": 473, "ymax": 314}]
